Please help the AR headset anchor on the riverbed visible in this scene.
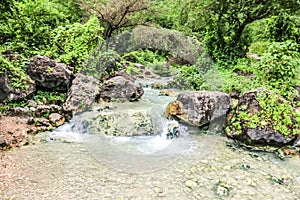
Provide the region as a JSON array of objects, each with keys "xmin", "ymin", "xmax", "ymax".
[{"xmin": 1, "ymin": 79, "xmax": 300, "ymax": 199}]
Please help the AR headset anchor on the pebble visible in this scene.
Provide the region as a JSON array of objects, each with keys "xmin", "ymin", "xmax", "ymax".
[
  {"xmin": 185, "ymin": 180, "xmax": 197, "ymax": 189},
  {"xmin": 153, "ymin": 186, "xmax": 163, "ymax": 194}
]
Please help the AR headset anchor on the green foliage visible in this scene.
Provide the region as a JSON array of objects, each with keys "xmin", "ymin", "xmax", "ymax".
[
  {"xmin": 45, "ymin": 17, "xmax": 104, "ymax": 71},
  {"xmin": 175, "ymin": 65, "xmax": 207, "ymax": 90},
  {"xmin": 204, "ymin": 0, "xmax": 300, "ymax": 64},
  {"xmin": 266, "ymin": 14, "xmax": 300, "ymax": 43},
  {"xmin": 255, "ymin": 40, "xmax": 300, "ymax": 99},
  {"xmin": 0, "ymin": 55, "xmax": 31, "ymax": 90},
  {"xmin": 0, "ymin": 0, "xmax": 82, "ymax": 57},
  {"xmin": 146, "ymin": 0, "xmax": 209, "ymax": 38},
  {"xmin": 249, "ymin": 42, "xmax": 271, "ymax": 55},
  {"xmin": 34, "ymin": 91, "xmax": 66, "ymax": 105},
  {"xmin": 122, "ymin": 49, "xmax": 172, "ymax": 76},
  {"xmin": 122, "ymin": 49, "xmax": 168, "ymax": 66},
  {"xmin": 229, "ymin": 91, "xmax": 300, "ymax": 137},
  {"xmin": 82, "ymin": 50, "xmax": 123, "ymax": 79},
  {"xmin": 174, "ymin": 54, "xmax": 217, "ymax": 91}
]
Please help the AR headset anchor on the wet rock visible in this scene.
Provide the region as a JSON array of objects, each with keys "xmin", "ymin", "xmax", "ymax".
[
  {"xmin": 166, "ymin": 91, "xmax": 231, "ymax": 127},
  {"xmin": 165, "ymin": 121, "xmax": 180, "ymax": 139},
  {"xmin": 226, "ymin": 89, "xmax": 298, "ymax": 147},
  {"xmin": 75, "ymin": 108, "xmax": 155, "ymax": 136},
  {"xmin": 133, "ymin": 64, "xmax": 160, "ymax": 79},
  {"xmin": 63, "ymin": 73, "xmax": 100, "ymax": 116},
  {"xmin": 99, "ymin": 76, "xmax": 143, "ymax": 102},
  {"xmin": 165, "ymin": 101, "xmax": 183, "ymax": 119},
  {"xmin": 151, "ymin": 82, "xmax": 167, "ymax": 90},
  {"xmin": 27, "ymin": 56, "xmax": 74, "ymax": 91},
  {"xmin": 114, "ymin": 70, "xmax": 136, "ymax": 83},
  {"xmin": 0, "ymin": 70, "xmax": 36, "ymax": 103},
  {"xmin": 159, "ymin": 89, "xmax": 176, "ymax": 97},
  {"xmin": 49, "ymin": 113, "xmax": 65, "ymax": 127}
]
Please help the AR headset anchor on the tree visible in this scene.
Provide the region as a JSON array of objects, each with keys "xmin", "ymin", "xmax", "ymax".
[
  {"xmin": 0, "ymin": 0, "xmax": 82, "ymax": 57},
  {"xmin": 204, "ymin": 0, "xmax": 300, "ymax": 63},
  {"xmin": 80, "ymin": 0, "xmax": 151, "ymax": 39}
]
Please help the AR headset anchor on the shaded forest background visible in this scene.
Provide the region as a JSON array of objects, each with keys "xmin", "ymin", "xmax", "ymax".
[{"xmin": 1, "ymin": 0, "xmax": 300, "ymax": 99}]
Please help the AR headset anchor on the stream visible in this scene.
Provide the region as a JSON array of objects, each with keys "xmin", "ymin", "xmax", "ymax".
[{"xmin": 1, "ymin": 79, "xmax": 300, "ymax": 199}]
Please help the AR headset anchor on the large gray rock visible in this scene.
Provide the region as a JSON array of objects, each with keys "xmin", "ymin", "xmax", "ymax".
[
  {"xmin": 63, "ymin": 73, "xmax": 100, "ymax": 115},
  {"xmin": 27, "ymin": 56, "xmax": 74, "ymax": 91},
  {"xmin": 166, "ymin": 91, "xmax": 231, "ymax": 127},
  {"xmin": 88, "ymin": 109, "xmax": 154, "ymax": 136},
  {"xmin": 99, "ymin": 76, "xmax": 144, "ymax": 102},
  {"xmin": 0, "ymin": 70, "xmax": 36, "ymax": 103},
  {"xmin": 226, "ymin": 89, "xmax": 298, "ymax": 147}
]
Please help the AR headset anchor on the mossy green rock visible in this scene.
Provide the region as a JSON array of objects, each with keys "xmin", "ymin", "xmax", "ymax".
[{"xmin": 226, "ymin": 89, "xmax": 300, "ymax": 147}]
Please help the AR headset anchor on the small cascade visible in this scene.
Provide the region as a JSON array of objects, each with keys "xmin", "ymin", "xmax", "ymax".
[{"xmin": 161, "ymin": 120, "xmax": 180, "ymax": 140}]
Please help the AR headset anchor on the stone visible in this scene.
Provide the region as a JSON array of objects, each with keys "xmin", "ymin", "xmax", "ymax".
[
  {"xmin": 226, "ymin": 89, "xmax": 298, "ymax": 147},
  {"xmin": 49, "ymin": 113, "xmax": 65, "ymax": 127},
  {"xmin": 165, "ymin": 101, "xmax": 183, "ymax": 119},
  {"xmin": 0, "ymin": 70, "xmax": 36, "ymax": 103},
  {"xmin": 185, "ymin": 180, "xmax": 197, "ymax": 189},
  {"xmin": 166, "ymin": 91, "xmax": 231, "ymax": 127},
  {"xmin": 63, "ymin": 73, "xmax": 100, "ymax": 116},
  {"xmin": 27, "ymin": 56, "xmax": 74, "ymax": 91},
  {"xmin": 166, "ymin": 120, "xmax": 180, "ymax": 139},
  {"xmin": 99, "ymin": 76, "xmax": 143, "ymax": 102},
  {"xmin": 73, "ymin": 108, "xmax": 155, "ymax": 136},
  {"xmin": 159, "ymin": 89, "xmax": 176, "ymax": 97},
  {"xmin": 151, "ymin": 82, "xmax": 167, "ymax": 90}
]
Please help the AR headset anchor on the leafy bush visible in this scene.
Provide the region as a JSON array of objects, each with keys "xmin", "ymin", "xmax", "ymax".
[
  {"xmin": 255, "ymin": 40, "xmax": 300, "ymax": 99},
  {"xmin": 0, "ymin": 54, "xmax": 31, "ymax": 90},
  {"xmin": 45, "ymin": 17, "xmax": 104, "ymax": 72},
  {"xmin": 249, "ymin": 42, "xmax": 271, "ymax": 55},
  {"xmin": 0, "ymin": 0, "xmax": 82, "ymax": 57},
  {"xmin": 82, "ymin": 50, "xmax": 123, "ymax": 79},
  {"xmin": 122, "ymin": 49, "xmax": 168, "ymax": 66}
]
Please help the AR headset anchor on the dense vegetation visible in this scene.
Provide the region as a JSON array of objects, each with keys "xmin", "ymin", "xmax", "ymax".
[{"xmin": 1, "ymin": 0, "xmax": 300, "ymax": 131}]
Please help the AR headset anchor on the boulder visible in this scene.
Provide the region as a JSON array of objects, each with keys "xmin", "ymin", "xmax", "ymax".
[
  {"xmin": 0, "ymin": 70, "xmax": 36, "ymax": 103},
  {"xmin": 165, "ymin": 91, "xmax": 231, "ymax": 127},
  {"xmin": 151, "ymin": 82, "xmax": 167, "ymax": 90},
  {"xmin": 73, "ymin": 108, "xmax": 155, "ymax": 137},
  {"xmin": 27, "ymin": 56, "xmax": 74, "ymax": 91},
  {"xmin": 99, "ymin": 76, "xmax": 143, "ymax": 102},
  {"xmin": 159, "ymin": 89, "xmax": 176, "ymax": 97},
  {"xmin": 49, "ymin": 113, "xmax": 65, "ymax": 127},
  {"xmin": 63, "ymin": 73, "xmax": 100, "ymax": 116},
  {"xmin": 226, "ymin": 89, "xmax": 299, "ymax": 147}
]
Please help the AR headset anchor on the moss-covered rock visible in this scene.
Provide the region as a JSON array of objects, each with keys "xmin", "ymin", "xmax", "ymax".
[{"xmin": 226, "ymin": 89, "xmax": 300, "ymax": 147}]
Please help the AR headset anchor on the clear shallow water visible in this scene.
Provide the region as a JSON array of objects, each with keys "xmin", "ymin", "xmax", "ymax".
[{"xmin": 1, "ymin": 79, "xmax": 300, "ymax": 199}]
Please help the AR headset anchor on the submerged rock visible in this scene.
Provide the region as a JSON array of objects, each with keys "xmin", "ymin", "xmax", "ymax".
[
  {"xmin": 165, "ymin": 91, "xmax": 231, "ymax": 128},
  {"xmin": 226, "ymin": 89, "xmax": 299, "ymax": 147},
  {"xmin": 76, "ymin": 108, "xmax": 155, "ymax": 137},
  {"xmin": 99, "ymin": 76, "xmax": 144, "ymax": 102},
  {"xmin": 27, "ymin": 56, "xmax": 74, "ymax": 91}
]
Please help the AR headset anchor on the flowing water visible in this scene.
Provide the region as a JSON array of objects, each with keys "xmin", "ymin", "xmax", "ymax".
[{"xmin": 1, "ymin": 79, "xmax": 300, "ymax": 199}]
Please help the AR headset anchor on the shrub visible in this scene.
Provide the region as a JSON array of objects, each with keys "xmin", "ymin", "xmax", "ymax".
[
  {"xmin": 255, "ymin": 40, "xmax": 300, "ymax": 99},
  {"xmin": 0, "ymin": 0, "xmax": 81, "ymax": 57},
  {"xmin": 249, "ymin": 42, "xmax": 271, "ymax": 55},
  {"xmin": 45, "ymin": 17, "xmax": 104, "ymax": 72}
]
